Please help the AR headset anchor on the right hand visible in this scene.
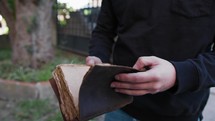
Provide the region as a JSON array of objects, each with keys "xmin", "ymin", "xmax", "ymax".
[
  {"xmin": 111, "ymin": 56, "xmax": 176, "ymax": 96},
  {"xmin": 86, "ymin": 56, "xmax": 102, "ymax": 66}
]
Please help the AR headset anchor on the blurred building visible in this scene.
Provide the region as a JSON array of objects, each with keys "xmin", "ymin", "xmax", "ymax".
[{"xmin": 88, "ymin": 0, "xmax": 102, "ymax": 8}]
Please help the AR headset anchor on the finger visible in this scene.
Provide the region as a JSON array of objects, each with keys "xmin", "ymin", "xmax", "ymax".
[
  {"xmin": 111, "ymin": 81, "xmax": 155, "ymax": 90},
  {"xmin": 133, "ymin": 56, "xmax": 159, "ymax": 70},
  {"xmin": 86, "ymin": 59, "xmax": 95, "ymax": 66},
  {"xmin": 114, "ymin": 89, "xmax": 150, "ymax": 96},
  {"xmin": 86, "ymin": 56, "xmax": 102, "ymax": 66},
  {"xmin": 115, "ymin": 72, "xmax": 155, "ymax": 83}
]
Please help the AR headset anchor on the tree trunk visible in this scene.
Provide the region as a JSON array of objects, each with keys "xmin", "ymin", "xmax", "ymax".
[
  {"xmin": 0, "ymin": 0, "xmax": 56, "ymax": 68},
  {"xmin": 12, "ymin": 0, "xmax": 56, "ymax": 68}
]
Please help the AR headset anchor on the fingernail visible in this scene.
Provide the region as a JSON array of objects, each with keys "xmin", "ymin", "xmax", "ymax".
[{"xmin": 111, "ymin": 83, "xmax": 115, "ymax": 88}]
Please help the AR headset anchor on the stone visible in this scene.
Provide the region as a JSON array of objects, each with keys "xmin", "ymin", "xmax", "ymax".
[
  {"xmin": 35, "ymin": 81, "xmax": 58, "ymax": 104},
  {"xmin": 0, "ymin": 79, "xmax": 38, "ymax": 101}
]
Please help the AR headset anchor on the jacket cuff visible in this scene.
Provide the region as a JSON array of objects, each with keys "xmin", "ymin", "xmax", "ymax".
[{"xmin": 170, "ymin": 60, "xmax": 199, "ymax": 94}]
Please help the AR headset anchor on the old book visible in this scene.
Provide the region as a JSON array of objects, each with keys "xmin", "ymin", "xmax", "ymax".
[{"xmin": 50, "ymin": 64, "xmax": 139, "ymax": 121}]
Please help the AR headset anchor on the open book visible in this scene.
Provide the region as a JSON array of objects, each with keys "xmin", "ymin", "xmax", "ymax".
[{"xmin": 49, "ymin": 64, "xmax": 139, "ymax": 121}]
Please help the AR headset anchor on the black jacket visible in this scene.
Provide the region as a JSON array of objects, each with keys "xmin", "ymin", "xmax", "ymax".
[{"xmin": 89, "ymin": 0, "xmax": 215, "ymax": 121}]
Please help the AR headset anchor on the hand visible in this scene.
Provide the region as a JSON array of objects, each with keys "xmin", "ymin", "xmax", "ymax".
[
  {"xmin": 111, "ymin": 56, "xmax": 176, "ymax": 96},
  {"xmin": 86, "ymin": 56, "xmax": 102, "ymax": 66}
]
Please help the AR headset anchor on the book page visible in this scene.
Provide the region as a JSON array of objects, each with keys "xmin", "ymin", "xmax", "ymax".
[{"xmin": 60, "ymin": 65, "xmax": 90, "ymax": 109}]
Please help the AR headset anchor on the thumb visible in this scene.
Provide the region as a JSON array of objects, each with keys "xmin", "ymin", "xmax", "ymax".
[
  {"xmin": 86, "ymin": 59, "xmax": 95, "ymax": 66},
  {"xmin": 133, "ymin": 56, "xmax": 159, "ymax": 70},
  {"xmin": 86, "ymin": 56, "xmax": 102, "ymax": 66}
]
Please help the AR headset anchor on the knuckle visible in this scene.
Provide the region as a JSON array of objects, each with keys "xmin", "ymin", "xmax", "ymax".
[
  {"xmin": 138, "ymin": 57, "xmax": 144, "ymax": 60},
  {"xmin": 138, "ymin": 57, "xmax": 145, "ymax": 63},
  {"xmin": 152, "ymin": 83, "xmax": 161, "ymax": 90},
  {"xmin": 150, "ymin": 56, "xmax": 155, "ymax": 58},
  {"xmin": 151, "ymin": 56, "xmax": 157, "ymax": 59},
  {"xmin": 153, "ymin": 73, "xmax": 161, "ymax": 81}
]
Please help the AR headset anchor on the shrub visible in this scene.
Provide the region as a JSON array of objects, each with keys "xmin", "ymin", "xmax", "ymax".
[{"xmin": 0, "ymin": 48, "xmax": 85, "ymax": 82}]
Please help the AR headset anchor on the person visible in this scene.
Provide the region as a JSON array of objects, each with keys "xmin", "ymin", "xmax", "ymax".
[{"xmin": 86, "ymin": 0, "xmax": 215, "ymax": 121}]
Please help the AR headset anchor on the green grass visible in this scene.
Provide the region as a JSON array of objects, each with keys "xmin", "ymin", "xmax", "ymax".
[
  {"xmin": 0, "ymin": 48, "xmax": 11, "ymax": 61},
  {"xmin": 14, "ymin": 99, "xmax": 96, "ymax": 121},
  {"xmin": 0, "ymin": 48, "xmax": 85, "ymax": 121},
  {"xmin": 15, "ymin": 99, "xmax": 63, "ymax": 121},
  {"xmin": 14, "ymin": 99, "xmax": 98, "ymax": 121},
  {"xmin": 0, "ymin": 48, "xmax": 85, "ymax": 82},
  {"xmin": 46, "ymin": 112, "xmax": 64, "ymax": 121}
]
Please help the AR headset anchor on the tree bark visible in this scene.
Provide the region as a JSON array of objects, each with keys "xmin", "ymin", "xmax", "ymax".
[{"xmin": 0, "ymin": 0, "xmax": 56, "ymax": 68}]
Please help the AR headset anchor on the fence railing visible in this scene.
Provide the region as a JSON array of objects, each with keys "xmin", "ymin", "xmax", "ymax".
[{"xmin": 57, "ymin": 0, "xmax": 101, "ymax": 55}]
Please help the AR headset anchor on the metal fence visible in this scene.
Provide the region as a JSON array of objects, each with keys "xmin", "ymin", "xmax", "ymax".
[{"xmin": 57, "ymin": 0, "xmax": 101, "ymax": 55}]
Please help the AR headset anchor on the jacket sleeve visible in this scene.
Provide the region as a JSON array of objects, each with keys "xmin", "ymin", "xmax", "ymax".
[
  {"xmin": 171, "ymin": 43, "xmax": 215, "ymax": 94},
  {"xmin": 89, "ymin": 0, "xmax": 117, "ymax": 63}
]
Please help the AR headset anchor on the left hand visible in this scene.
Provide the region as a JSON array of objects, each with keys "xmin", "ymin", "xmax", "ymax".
[
  {"xmin": 111, "ymin": 56, "xmax": 176, "ymax": 96},
  {"xmin": 86, "ymin": 56, "xmax": 102, "ymax": 66}
]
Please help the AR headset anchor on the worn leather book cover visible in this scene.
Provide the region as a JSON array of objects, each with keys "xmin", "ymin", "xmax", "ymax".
[{"xmin": 49, "ymin": 64, "xmax": 139, "ymax": 121}]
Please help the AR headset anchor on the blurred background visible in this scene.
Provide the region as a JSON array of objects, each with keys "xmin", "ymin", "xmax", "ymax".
[
  {"xmin": 0, "ymin": 0, "xmax": 214, "ymax": 121},
  {"xmin": 0, "ymin": 0, "xmax": 102, "ymax": 121}
]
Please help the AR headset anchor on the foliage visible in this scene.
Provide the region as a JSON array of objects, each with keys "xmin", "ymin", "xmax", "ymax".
[
  {"xmin": 0, "ymin": 48, "xmax": 85, "ymax": 82},
  {"xmin": 0, "ymin": 48, "xmax": 11, "ymax": 61},
  {"xmin": 57, "ymin": 2, "xmax": 73, "ymax": 13},
  {"xmin": 7, "ymin": 0, "xmax": 15, "ymax": 16},
  {"xmin": 46, "ymin": 111, "xmax": 64, "ymax": 121},
  {"xmin": 57, "ymin": 2, "xmax": 73, "ymax": 26},
  {"xmin": 0, "ymin": 61, "xmax": 52, "ymax": 82},
  {"xmin": 15, "ymin": 99, "xmax": 62, "ymax": 121}
]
